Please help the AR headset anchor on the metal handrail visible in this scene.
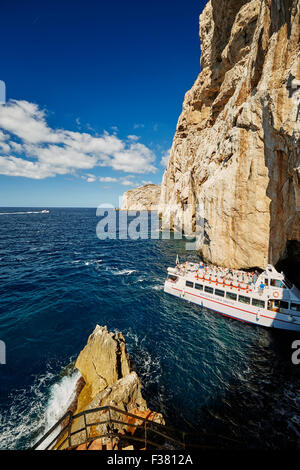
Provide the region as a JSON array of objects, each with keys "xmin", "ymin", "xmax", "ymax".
[
  {"xmin": 31, "ymin": 410, "xmax": 73, "ymax": 450},
  {"xmin": 31, "ymin": 405, "xmax": 186, "ymax": 451}
]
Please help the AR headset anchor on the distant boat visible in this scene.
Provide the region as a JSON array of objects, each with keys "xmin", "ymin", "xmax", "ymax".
[
  {"xmin": 41, "ymin": 210, "xmax": 50, "ymax": 214},
  {"xmin": 164, "ymin": 260, "xmax": 300, "ymax": 332}
]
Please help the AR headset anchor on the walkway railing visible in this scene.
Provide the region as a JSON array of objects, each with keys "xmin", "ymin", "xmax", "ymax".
[{"xmin": 31, "ymin": 406, "xmax": 187, "ymax": 451}]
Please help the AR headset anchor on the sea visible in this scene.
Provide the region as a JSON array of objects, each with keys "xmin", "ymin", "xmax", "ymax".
[{"xmin": 0, "ymin": 207, "xmax": 299, "ymax": 450}]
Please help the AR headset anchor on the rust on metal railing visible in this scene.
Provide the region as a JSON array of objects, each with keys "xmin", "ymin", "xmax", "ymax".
[{"xmin": 31, "ymin": 405, "xmax": 186, "ymax": 451}]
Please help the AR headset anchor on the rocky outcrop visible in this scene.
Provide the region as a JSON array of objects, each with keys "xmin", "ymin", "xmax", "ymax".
[
  {"xmin": 75, "ymin": 325, "xmax": 131, "ymax": 410},
  {"xmin": 121, "ymin": 184, "xmax": 161, "ymax": 211},
  {"xmin": 59, "ymin": 325, "xmax": 164, "ymax": 449},
  {"xmin": 159, "ymin": 0, "xmax": 300, "ymax": 269}
]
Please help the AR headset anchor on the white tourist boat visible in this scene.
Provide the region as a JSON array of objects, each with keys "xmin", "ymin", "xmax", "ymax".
[{"xmin": 164, "ymin": 259, "xmax": 300, "ymax": 332}]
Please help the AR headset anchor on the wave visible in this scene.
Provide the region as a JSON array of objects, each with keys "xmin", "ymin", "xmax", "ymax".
[
  {"xmin": 84, "ymin": 259, "xmax": 102, "ymax": 266},
  {"xmin": 70, "ymin": 259, "xmax": 102, "ymax": 266},
  {"xmin": 37, "ymin": 369, "xmax": 81, "ymax": 449},
  {"xmin": 105, "ymin": 267, "xmax": 136, "ymax": 276},
  {"xmin": 150, "ymin": 284, "xmax": 164, "ymax": 291},
  {"xmin": 0, "ymin": 364, "xmax": 80, "ymax": 450}
]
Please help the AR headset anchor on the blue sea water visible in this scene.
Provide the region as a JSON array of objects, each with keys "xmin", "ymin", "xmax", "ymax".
[{"xmin": 0, "ymin": 207, "xmax": 300, "ymax": 450}]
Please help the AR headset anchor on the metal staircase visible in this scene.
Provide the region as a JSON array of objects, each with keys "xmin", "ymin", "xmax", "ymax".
[{"xmin": 31, "ymin": 406, "xmax": 188, "ymax": 451}]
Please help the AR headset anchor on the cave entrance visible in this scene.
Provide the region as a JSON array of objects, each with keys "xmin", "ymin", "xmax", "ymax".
[{"xmin": 275, "ymin": 241, "xmax": 300, "ymax": 290}]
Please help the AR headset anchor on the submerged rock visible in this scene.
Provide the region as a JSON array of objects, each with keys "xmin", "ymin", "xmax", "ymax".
[{"xmin": 159, "ymin": 0, "xmax": 300, "ymax": 269}]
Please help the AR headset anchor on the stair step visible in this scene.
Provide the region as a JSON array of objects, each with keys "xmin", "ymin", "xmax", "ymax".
[{"xmin": 87, "ymin": 439, "xmax": 103, "ymax": 450}]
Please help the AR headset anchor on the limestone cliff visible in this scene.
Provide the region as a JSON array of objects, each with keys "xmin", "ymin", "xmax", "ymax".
[
  {"xmin": 121, "ymin": 184, "xmax": 161, "ymax": 211},
  {"xmin": 159, "ymin": 0, "xmax": 300, "ymax": 269}
]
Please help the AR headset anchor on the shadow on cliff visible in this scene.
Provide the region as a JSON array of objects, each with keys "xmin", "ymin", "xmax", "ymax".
[
  {"xmin": 256, "ymin": 0, "xmax": 300, "ymax": 289},
  {"xmin": 262, "ymin": 92, "xmax": 300, "ymax": 289},
  {"xmin": 276, "ymin": 241, "xmax": 300, "ymax": 290}
]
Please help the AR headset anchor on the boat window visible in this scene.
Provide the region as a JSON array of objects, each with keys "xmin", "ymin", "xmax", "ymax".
[
  {"xmin": 291, "ymin": 303, "xmax": 300, "ymax": 312},
  {"xmin": 204, "ymin": 286, "xmax": 214, "ymax": 294},
  {"xmin": 252, "ymin": 298, "xmax": 265, "ymax": 308},
  {"xmin": 215, "ymin": 289, "xmax": 225, "ymax": 298},
  {"xmin": 168, "ymin": 275, "xmax": 177, "ymax": 282},
  {"xmin": 269, "ymin": 300, "xmax": 289, "ymax": 312},
  {"xmin": 279, "ymin": 300, "xmax": 289, "ymax": 310},
  {"xmin": 239, "ymin": 295, "xmax": 250, "ymax": 305},
  {"xmin": 186, "ymin": 281, "xmax": 194, "ymax": 288},
  {"xmin": 264, "ymin": 279, "xmax": 269, "ymax": 286},
  {"xmin": 195, "ymin": 283, "xmax": 203, "ymax": 291},
  {"xmin": 284, "ymin": 279, "xmax": 293, "ymax": 289},
  {"xmin": 268, "ymin": 300, "xmax": 280, "ymax": 312},
  {"xmin": 226, "ymin": 292, "xmax": 237, "ymax": 301},
  {"xmin": 270, "ymin": 279, "xmax": 284, "ymax": 288}
]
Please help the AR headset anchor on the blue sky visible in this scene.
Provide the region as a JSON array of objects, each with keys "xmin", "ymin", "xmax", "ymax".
[{"xmin": 0, "ymin": 0, "xmax": 207, "ymax": 207}]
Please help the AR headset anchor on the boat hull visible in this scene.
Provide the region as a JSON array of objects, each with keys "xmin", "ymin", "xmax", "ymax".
[{"xmin": 164, "ymin": 282, "xmax": 300, "ymax": 332}]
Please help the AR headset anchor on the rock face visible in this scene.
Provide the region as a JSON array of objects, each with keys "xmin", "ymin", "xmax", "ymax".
[
  {"xmin": 62, "ymin": 325, "xmax": 164, "ymax": 449},
  {"xmin": 159, "ymin": 0, "xmax": 300, "ymax": 269},
  {"xmin": 121, "ymin": 184, "xmax": 161, "ymax": 211},
  {"xmin": 75, "ymin": 325, "xmax": 131, "ymax": 409}
]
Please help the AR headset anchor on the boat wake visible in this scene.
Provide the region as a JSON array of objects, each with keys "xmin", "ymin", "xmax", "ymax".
[{"xmin": 0, "ymin": 210, "xmax": 50, "ymax": 215}]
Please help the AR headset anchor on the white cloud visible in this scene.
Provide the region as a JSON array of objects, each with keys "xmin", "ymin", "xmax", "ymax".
[
  {"xmin": 141, "ymin": 180, "xmax": 153, "ymax": 185},
  {"xmin": 99, "ymin": 176, "xmax": 118, "ymax": 183},
  {"xmin": 0, "ymin": 100, "xmax": 58, "ymax": 144},
  {"xmin": 109, "ymin": 142, "xmax": 156, "ymax": 174},
  {"xmin": 0, "ymin": 100, "xmax": 158, "ymax": 179},
  {"xmin": 26, "ymin": 143, "xmax": 98, "ymax": 170},
  {"xmin": 0, "ymin": 156, "xmax": 65, "ymax": 179},
  {"xmin": 82, "ymin": 173, "xmax": 97, "ymax": 183},
  {"xmin": 127, "ymin": 135, "xmax": 139, "ymax": 141},
  {"xmin": 10, "ymin": 141, "xmax": 22, "ymax": 153},
  {"xmin": 0, "ymin": 130, "xmax": 8, "ymax": 141},
  {"xmin": 84, "ymin": 175, "xmax": 141, "ymax": 186},
  {"xmin": 120, "ymin": 179, "xmax": 139, "ymax": 187},
  {"xmin": 0, "ymin": 142, "xmax": 10, "ymax": 153},
  {"xmin": 161, "ymin": 148, "xmax": 171, "ymax": 167}
]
